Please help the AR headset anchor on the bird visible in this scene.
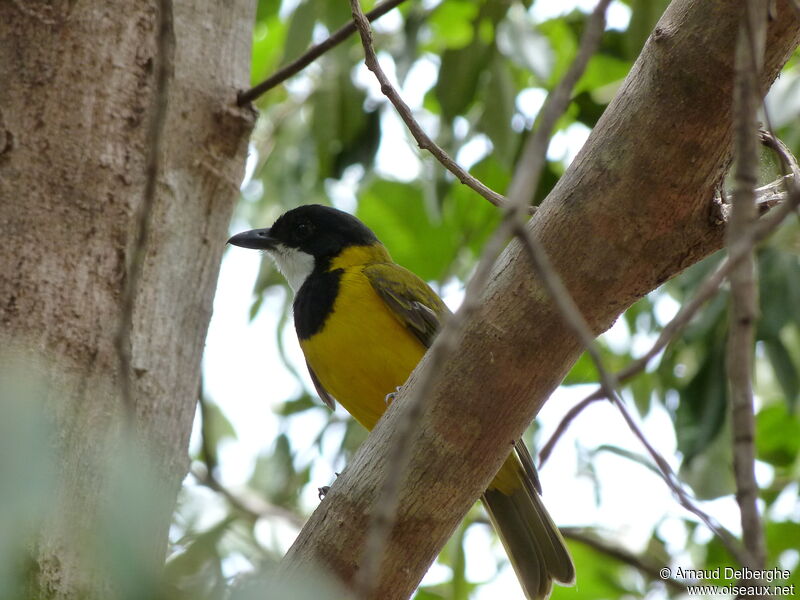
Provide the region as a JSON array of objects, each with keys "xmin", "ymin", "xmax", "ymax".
[{"xmin": 228, "ymin": 204, "xmax": 574, "ymax": 599}]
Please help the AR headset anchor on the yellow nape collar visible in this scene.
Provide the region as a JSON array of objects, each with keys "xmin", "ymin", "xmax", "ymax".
[{"xmin": 329, "ymin": 244, "xmax": 392, "ymax": 271}]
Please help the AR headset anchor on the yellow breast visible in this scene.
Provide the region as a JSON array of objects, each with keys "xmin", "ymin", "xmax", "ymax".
[{"xmin": 300, "ymin": 266, "xmax": 426, "ymax": 430}]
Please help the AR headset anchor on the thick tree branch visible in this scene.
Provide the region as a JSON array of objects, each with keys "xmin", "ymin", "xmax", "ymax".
[{"xmin": 280, "ymin": 3, "xmax": 800, "ymax": 598}]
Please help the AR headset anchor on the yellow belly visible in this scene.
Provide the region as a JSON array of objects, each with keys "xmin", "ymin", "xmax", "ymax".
[
  {"xmin": 300, "ymin": 267, "xmax": 426, "ymax": 429},
  {"xmin": 300, "ymin": 266, "xmax": 524, "ymax": 495}
]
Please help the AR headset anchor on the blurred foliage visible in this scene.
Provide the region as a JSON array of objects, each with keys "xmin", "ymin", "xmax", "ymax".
[
  {"xmin": 177, "ymin": 0, "xmax": 800, "ymax": 598},
  {"xmin": 5, "ymin": 0, "xmax": 798, "ymax": 599}
]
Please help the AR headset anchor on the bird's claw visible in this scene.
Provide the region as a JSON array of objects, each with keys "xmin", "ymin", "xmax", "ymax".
[
  {"xmin": 384, "ymin": 385, "xmax": 403, "ymax": 405},
  {"xmin": 317, "ymin": 472, "xmax": 340, "ymax": 501}
]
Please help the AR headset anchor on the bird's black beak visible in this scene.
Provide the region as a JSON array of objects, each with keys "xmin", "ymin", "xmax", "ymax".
[{"xmin": 227, "ymin": 228, "xmax": 277, "ymax": 250}]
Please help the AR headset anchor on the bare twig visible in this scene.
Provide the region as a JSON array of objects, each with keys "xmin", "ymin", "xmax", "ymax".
[
  {"xmin": 348, "ymin": 0, "xmax": 508, "ymax": 209},
  {"xmin": 539, "ymin": 396, "xmax": 604, "ymax": 465},
  {"xmin": 560, "ymin": 528, "xmax": 687, "ymax": 592},
  {"xmin": 113, "ymin": 0, "xmax": 174, "ymax": 418},
  {"xmin": 512, "ymin": 217, "xmax": 750, "ymax": 569},
  {"xmin": 195, "ymin": 388, "xmax": 305, "ymax": 528},
  {"xmin": 191, "ymin": 464, "xmax": 306, "ymax": 529},
  {"xmin": 540, "ymin": 178, "xmax": 800, "ymax": 467},
  {"xmin": 760, "ymin": 129, "xmax": 800, "ymax": 187},
  {"xmin": 506, "ymin": 0, "xmax": 613, "ymax": 205},
  {"xmin": 727, "ymin": 0, "xmax": 767, "ymax": 570},
  {"xmin": 237, "ymin": 0, "xmax": 408, "ymax": 105}
]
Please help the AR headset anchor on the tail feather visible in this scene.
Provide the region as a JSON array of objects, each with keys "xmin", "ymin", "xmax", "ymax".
[{"xmin": 483, "ymin": 455, "xmax": 574, "ymax": 600}]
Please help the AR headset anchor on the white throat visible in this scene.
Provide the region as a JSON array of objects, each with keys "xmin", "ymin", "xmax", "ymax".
[{"xmin": 267, "ymin": 243, "xmax": 315, "ymax": 293}]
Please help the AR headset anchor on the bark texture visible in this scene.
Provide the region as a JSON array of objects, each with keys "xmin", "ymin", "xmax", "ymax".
[
  {"xmin": 281, "ymin": 1, "xmax": 800, "ymax": 598},
  {"xmin": 0, "ymin": 1, "xmax": 254, "ymax": 597}
]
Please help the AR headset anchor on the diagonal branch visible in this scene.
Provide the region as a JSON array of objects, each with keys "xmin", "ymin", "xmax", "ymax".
[
  {"xmin": 539, "ymin": 176, "xmax": 800, "ymax": 467},
  {"xmin": 507, "ymin": 0, "xmax": 613, "ymax": 205},
  {"xmin": 512, "ymin": 221, "xmax": 753, "ymax": 568},
  {"xmin": 560, "ymin": 528, "xmax": 687, "ymax": 592},
  {"xmin": 348, "ymin": 1, "xmax": 612, "ymax": 597},
  {"xmin": 237, "ymin": 0, "xmax": 408, "ymax": 105},
  {"xmin": 347, "ymin": 0, "xmax": 507, "ymax": 209}
]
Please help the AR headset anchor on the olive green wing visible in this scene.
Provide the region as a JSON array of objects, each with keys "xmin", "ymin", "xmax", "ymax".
[{"xmin": 363, "ymin": 262, "xmax": 451, "ymax": 349}]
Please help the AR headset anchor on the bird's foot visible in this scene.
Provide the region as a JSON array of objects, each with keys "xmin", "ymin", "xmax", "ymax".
[
  {"xmin": 317, "ymin": 472, "xmax": 341, "ymax": 500},
  {"xmin": 384, "ymin": 385, "xmax": 403, "ymax": 405}
]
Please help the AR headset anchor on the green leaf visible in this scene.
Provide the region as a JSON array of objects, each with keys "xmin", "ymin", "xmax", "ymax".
[
  {"xmin": 436, "ymin": 41, "xmax": 491, "ymax": 122},
  {"xmin": 496, "ymin": 8, "xmax": 553, "ymax": 80},
  {"xmin": 163, "ymin": 518, "xmax": 232, "ymax": 597},
  {"xmin": 574, "ymin": 53, "xmax": 630, "ymax": 97},
  {"xmin": 678, "ymin": 423, "xmax": 735, "ymax": 500},
  {"xmin": 675, "ymin": 333, "xmax": 728, "ymax": 464},
  {"xmin": 357, "ymin": 179, "xmax": 456, "ymax": 281},
  {"xmin": 764, "ymin": 337, "xmax": 800, "ymax": 406},
  {"xmin": 434, "ymin": 0, "xmax": 510, "ymax": 122},
  {"xmin": 563, "ymin": 352, "xmax": 596, "ymax": 385},
  {"xmin": 428, "ymin": 1, "xmax": 478, "ymax": 50},
  {"xmin": 281, "ymin": 0, "xmax": 316, "ymax": 67},
  {"xmin": 766, "ymin": 520, "xmax": 800, "ymax": 586},
  {"xmin": 755, "ymin": 403, "xmax": 800, "ymax": 467},
  {"xmin": 550, "ymin": 537, "xmax": 633, "ymax": 599},
  {"xmin": 477, "ymin": 54, "xmax": 518, "ymax": 167},
  {"xmin": 277, "ymin": 393, "xmax": 320, "ymax": 416},
  {"xmin": 250, "ymin": 16, "xmax": 288, "ymax": 87},
  {"xmin": 250, "ymin": 434, "xmax": 311, "ymax": 507},
  {"xmin": 311, "ymin": 69, "xmax": 375, "ymax": 178},
  {"xmin": 537, "ymin": 18, "xmax": 578, "ymax": 86},
  {"xmin": 203, "ymin": 401, "xmax": 237, "ymax": 448}
]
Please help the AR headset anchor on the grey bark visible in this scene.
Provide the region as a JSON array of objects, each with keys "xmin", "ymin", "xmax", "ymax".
[{"xmin": 0, "ymin": 1, "xmax": 254, "ymax": 597}]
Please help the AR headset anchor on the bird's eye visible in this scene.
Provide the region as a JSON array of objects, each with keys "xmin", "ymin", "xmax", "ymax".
[{"xmin": 294, "ymin": 221, "xmax": 312, "ymax": 241}]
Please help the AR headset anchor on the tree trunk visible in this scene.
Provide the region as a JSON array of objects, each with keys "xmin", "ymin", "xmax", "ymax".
[
  {"xmin": 0, "ymin": 1, "xmax": 254, "ymax": 598},
  {"xmin": 281, "ymin": 1, "xmax": 800, "ymax": 598}
]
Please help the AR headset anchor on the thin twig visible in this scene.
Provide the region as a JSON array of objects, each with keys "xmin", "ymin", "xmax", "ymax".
[
  {"xmin": 113, "ymin": 0, "xmax": 174, "ymax": 418},
  {"xmin": 195, "ymin": 388, "xmax": 305, "ymax": 528},
  {"xmin": 506, "ymin": 0, "xmax": 770, "ymax": 567},
  {"xmin": 540, "ymin": 178, "xmax": 800, "ymax": 466},
  {"xmin": 727, "ymin": 0, "xmax": 767, "ymax": 570},
  {"xmin": 348, "ymin": 0, "xmax": 508, "ymax": 209},
  {"xmin": 506, "ymin": 0, "xmax": 613, "ymax": 205},
  {"xmin": 560, "ymin": 528, "xmax": 687, "ymax": 592},
  {"xmin": 350, "ymin": 1, "xmax": 613, "ymax": 595},
  {"xmin": 512, "ymin": 221, "xmax": 738, "ymax": 556},
  {"xmin": 760, "ymin": 129, "xmax": 800, "ymax": 186},
  {"xmin": 237, "ymin": 0, "xmax": 408, "ymax": 106},
  {"xmin": 191, "ymin": 464, "xmax": 306, "ymax": 529}
]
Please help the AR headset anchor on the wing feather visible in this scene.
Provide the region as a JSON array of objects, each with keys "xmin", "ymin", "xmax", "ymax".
[
  {"xmin": 306, "ymin": 361, "xmax": 336, "ymax": 410},
  {"xmin": 362, "ymin": 263, "xmax": 450, "ymax": 349}
]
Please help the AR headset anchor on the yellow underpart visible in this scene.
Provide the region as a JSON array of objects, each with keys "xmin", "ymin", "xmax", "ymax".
[{"xmin": 301, "ymin": 244, "xmax": 525, "ymax": 495}]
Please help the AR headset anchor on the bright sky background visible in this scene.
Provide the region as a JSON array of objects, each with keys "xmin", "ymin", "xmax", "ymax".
[{"xmin": 188, "ymin": 1, "xmax": 799, "ymax": 597}]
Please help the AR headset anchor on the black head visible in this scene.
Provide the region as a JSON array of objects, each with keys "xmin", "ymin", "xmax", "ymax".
[
  {"xmin": 228, "ymin": 204, "xmax": 378, "ymax": 258},
  {"xmin": 227, "ymin": 205, "xmax": 381, "ymax": 291}
]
